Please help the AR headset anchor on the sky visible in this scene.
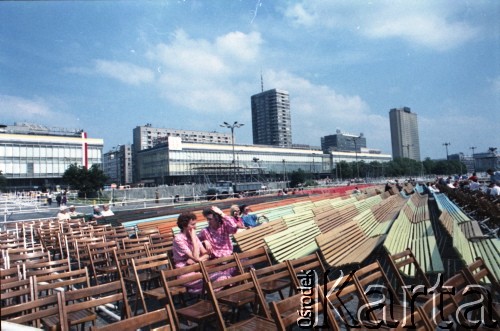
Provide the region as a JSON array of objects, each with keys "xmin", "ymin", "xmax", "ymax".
[{"xmin": 1, "ymin": 0, "xmax": 499, "ymax": 159}]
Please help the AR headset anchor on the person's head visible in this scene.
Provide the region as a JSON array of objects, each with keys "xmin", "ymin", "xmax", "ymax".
[
  {"xmin": 229, "ymin": 205, "xmax": 240, "ymax": 217},
  {"xmin": 239, "ymin": 204, "xmax": 250, "ymax": 215},
  {"xmin": 59, "ymin": 206, "xmax": 67, "ymax": 213},
  {"xmin": 102, "ymin": 204, "xmax": 109, "ymax": 211},
  {"xmin": 69, "ymin": 205, "xmax": 75, "ymax": 211},
  {"xmin": 177, "ymin": 212, "xmax": 197, "ymax": 231},
  {"xmin": 487, "ymin": 169, "xmax": 493, "ymax": 175},
  {"xmin": 93, "ymin": 205, "xmax": 100, "ymax": 212},
  {"xmin": 202, "ymin": 208, "xmax": 221, "ymax": 228}
]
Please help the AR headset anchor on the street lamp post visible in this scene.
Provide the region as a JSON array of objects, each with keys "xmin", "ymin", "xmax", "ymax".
[
  {"xmin": 349, "ymin": 134, "xmax": 363, "ymax": 179},
  {"xmin": 443, "ymin": 142, "xmax": 451, "ymax": 160},
  {"xmin": 220, "ymin": 121, "xmax": 244, "ymax": 182},
  {"xmin": 469, "ymin": 146, "xmax": 476, "ymax": 171}
]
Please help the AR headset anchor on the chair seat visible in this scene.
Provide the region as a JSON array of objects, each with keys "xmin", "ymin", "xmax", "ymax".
[
  {"xmin": 260, "ymin": 279, "xmax": 290, "ymax": 293},
  {"xmin": 42, "ymin": 308, "xmax": 95, "ymax": 329},
  {"xmin": 219, "ymin": 290, "xmax": 255, "ymax": 307},
  {"xmin": 124, "ymin": 271, "xmax": 160, "ymax": 283},
  {"xmin": 177, "ymin": 300, "xmax": 216, "ymax": 321},
  {"xmin": 144, "ymin": 286, "xmax": 166, "ymax": 300},
  {"xmin": 227, "ymin": 315, "xmax": 276, "ymax": 331}
]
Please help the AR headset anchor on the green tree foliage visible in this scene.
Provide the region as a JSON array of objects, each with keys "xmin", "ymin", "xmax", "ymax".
[
  {"xmin": 289, "ymin": 169, "xmax": 306, "ymax": 188},
  {"xmin": 0, "ymin": 170, "xmax": 7, "ymax": 192},
  {"xmin": 62, "ymin": 164, "xmax": 108, "ymax": 197}
]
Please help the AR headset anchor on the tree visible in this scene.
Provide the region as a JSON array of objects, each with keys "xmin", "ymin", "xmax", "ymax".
[
  {"xmin": 289, "ymin": 169, "xmax": 306, "ymax": 188},
  {"xmin": 0, "ymin": 170, "xmax": 7, "ymax": 192},
  {"xmin": 62, "ymin": 164, "xmax": 108, "ymax": 197}
]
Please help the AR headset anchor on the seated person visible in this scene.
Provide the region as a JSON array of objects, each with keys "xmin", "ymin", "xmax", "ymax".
[
  {"xmin": 239, "ymin": 204, "xmax": 261, "ymax": 228},
  {"xmin": 229, "ymin": 204, "xmax": 247, "ymax": 230},
  {"xmin": 92, "ymin": 205, "xmax": 103, "ymax": 220},
  {"xmin": 67, "ymin": 205, "xmax": 82, "ymax": 218},
  {"xmin": 56, "ymin": 206, "xmax": 70, "ymax": 221},
  {"xmin": 198, "ymin": 206, "xmax": 237, "ymax": 259},
  {"xmin": 101, "ymin": 204, "xmax": 114, "ymax": 217}
]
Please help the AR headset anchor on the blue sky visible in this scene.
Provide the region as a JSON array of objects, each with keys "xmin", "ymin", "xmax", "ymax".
[{"xmin": 1, "ymin": 1, "xmax": 498, "ymax": 159}]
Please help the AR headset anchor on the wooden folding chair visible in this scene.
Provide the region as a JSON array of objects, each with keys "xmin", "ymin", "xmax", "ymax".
[
  {"xmin": 250, "ymin": 261, "xmax": 292, "ymax": 300},
  {"xmin": 1, "ymin": 276, "xmax": 62, "ymax": 330},
  {"xmin": 90, "ymin": 304, "xmax": 177, "ymax": 331},
  {"xmin": 387, "ymin": 248, "xmax": 436, "ymax": 303},
  {"xmin": 161, "ymin": 264, "xmax": 219, "ymax": 330},
  {"xmin": 58, "ymin": 278, "xmax": 131, "ymax": 331},
  {"xmin": 271, "ymin": 285, "xmax": 326, "ymax": 330},
  {"xmin": 286, "ymin": 252, "xmax": 327, "ymax": 290},
  {"xmin": 87, "ymin": 241, "xmax": 120, "ymax": 284},
  {"xmin": 462, "ymin": 257, "xmax": 500, "ymax": 306},
  {"xmin": 0, "ymin": 264, "xmax": 22, "ymax": 284},
  {"xmin": 353, "ymin": 261, "xmax": 407, "ymax": 328},
  {"xmin": 206, "ymin": 271, "xmax": 276, "ymax": 330},
  {"xmin": 130, "ymin": 252, "xmax": 171, "ymax": 314}
]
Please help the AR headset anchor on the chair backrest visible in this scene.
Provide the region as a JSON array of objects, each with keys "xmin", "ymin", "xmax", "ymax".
[
  {"xmin": 0, "ymin": 264, "xmax": 22, "ymax": 284},
  {"xmin": 24, "ymin": 256, "xmax": 71, "ymax": 278},
  {"xmin": 0, "ymin": 277, "xmax": 34, "ymax": 305},
  {"xmin": 387, "ymin": 248, "xmax": 433, "ymax": 293},
  {"xmin": 271, "ymin": 285, "xmax": 325, "ymax": 330},
  {"xmin": 35, "ymin": 267, "xmax": 91, "ymax": 296},
  {"xmin": 89, "ymin": 304, "xmax": 177, "ymax": 331},
  {"xmin": 58, "ymin": 279, "xmax": 131, "ymax": 331},
  {"xmin": 235, "ymin": 246, "xmax": 272, "ymax": 272},
  {"xmin": 200, "ymin": 254, "xmax": 242, "ymax": 285},
  {"xmin": 286, "ymin": 252, "xmax": 326, "ymax": 289},
  {"xmin": 206, "ymin": 271, "xmax": 271, "ymax": 330},
  {"xmin": 462, "ymin": 257, "xmax": 500, "ymax": 289},
  {"xmin": 122, "ymin": 237, "xmax": 151, "ymax": 249},
  {"xmin": 115, "ymin": 244, "xmax": 149, "ymax": 278}
]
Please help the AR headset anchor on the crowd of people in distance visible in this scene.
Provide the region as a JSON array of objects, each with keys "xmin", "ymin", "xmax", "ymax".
[
  {"xmin": 435, "ymin": 168, "xmax": 500, "ymax": 197},
  {"xmin": 172, "ymin": 204, "xmax": 261, "ymax": 293},
  {"xmin": 55, "ymin": 203, "xmax": 115, "ymax": 221}
]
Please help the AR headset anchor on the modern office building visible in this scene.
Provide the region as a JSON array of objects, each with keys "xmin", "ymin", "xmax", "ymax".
[
  {"xmin": 135, "ymin": 137, "xmax": 391, "ymax": 185},
  {"xmin": 0, "ymin": 123, "xmax": 103, "ymax": 190},
  {"xmin": 321, "ymin": 130, "xmax": 367, "ymax": 153},
  {"xmin": 132, "ymin": 124, "xmax": 232, "ymax": 181},
  {"xmin": 103, "ymin": 144, "xmax": 133, "ymax": 185},
  {"xmin": 251, "ymin": 89, "xmax": 292, "ymax": 147},
  {"xmin": 389, "ymin": 107, "xmax": 421, "ymax": 161}
]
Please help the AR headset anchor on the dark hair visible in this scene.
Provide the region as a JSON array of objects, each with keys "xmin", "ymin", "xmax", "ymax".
[
  {"xmin": 177, "ymin": 212, "xmax": 196, "ymax": 230},
  {"xmin": 239, "ymin": 204, "xmax": 248, "ymax": 213},
  {"xmin": 202, "ymin": 208, "xmax": 221, "ymax": 223}
]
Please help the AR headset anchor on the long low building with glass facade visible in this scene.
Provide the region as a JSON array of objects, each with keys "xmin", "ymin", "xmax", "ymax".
[
  {"xmin": 136, "ymin": 137, "xmax": 392, "ymax": 185},
  {"xmin": 0, "ymin": 123, "xmax": 103, "ymax": 190}
]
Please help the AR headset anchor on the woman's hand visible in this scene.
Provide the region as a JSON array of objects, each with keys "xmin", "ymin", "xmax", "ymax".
[
  {"xmin": 211, "ymin": 206, "xmax": 224, "ymax": 217},
  {"xmin": 203, "ymin": 240, "xmax": 213, "ymax": 254}
]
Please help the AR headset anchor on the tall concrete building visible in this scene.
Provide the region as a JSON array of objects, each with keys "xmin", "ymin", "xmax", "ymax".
[
  {"xmin": 389, "ymin": 107, "xmax": 421, "ymax": 161},
  {"xmin": 103, "ymin": 144, "xmax": 133, "ymax": 185},
  {"xmin": 251, "ymin": 89, "xmax": 292, "ymax": 147}
]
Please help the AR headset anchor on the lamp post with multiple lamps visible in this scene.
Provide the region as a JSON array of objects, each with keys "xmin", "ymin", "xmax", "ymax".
[{"xmin": 220, "ymin": 121, "xmax": 244, "ymax": 182}]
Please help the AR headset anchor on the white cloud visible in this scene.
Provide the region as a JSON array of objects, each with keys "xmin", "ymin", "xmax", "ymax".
[
  {"xmin": 94, "ymin": 60, "xmax": 155, "ymax": 85},
  {"xmin": 146, "ymin": 29, "xmax": 263, "ymax": 113},
  {"xmin": 283, "ymin": 1, "xmax": 479, "ymax": 51},
  {"xmin": 0, "ymin": 95, "xmax": 77, "ymax": 124}
]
